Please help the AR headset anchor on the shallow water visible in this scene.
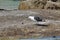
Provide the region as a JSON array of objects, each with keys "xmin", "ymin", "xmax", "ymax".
[
  {"xmin": 0, "ymin": 0, "xmax": 20, "ymax": 9},
  {"xmin": 20, "ymin": 36, "xmax": 60, "ymax": 40},
  {"xmin": 20, "ymin": 39, "xmax": 60, "ymax": 40}
]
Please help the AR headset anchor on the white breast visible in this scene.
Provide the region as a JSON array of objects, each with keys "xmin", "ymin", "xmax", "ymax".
[{"xmin": 28, "ymin": 16, "xmax": 36, "ymax": 21}]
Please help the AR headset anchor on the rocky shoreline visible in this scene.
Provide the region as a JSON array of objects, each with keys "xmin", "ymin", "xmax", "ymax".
[{"xmin": 0, "ymin": 9, "xmax": 60, "ymax": 38}]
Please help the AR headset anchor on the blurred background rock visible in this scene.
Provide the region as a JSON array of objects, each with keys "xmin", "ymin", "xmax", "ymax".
[{"xmin": 18, "ymin": 0, "xmax": 60, "ymax": 10}]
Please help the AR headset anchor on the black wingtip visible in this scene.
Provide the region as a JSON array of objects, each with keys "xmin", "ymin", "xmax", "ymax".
[{"xmin": 34, "ymin": 16, "xmax": 43, "ymax": 22}]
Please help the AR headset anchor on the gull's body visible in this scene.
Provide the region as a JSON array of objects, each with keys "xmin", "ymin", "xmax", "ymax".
[
  {"xmin": 28, "ymin": 16, "xmax": 43, "ymax": 21},
  {"xmin": 28, "ymin": 16, "xmax": 50, "ymax": 25}
]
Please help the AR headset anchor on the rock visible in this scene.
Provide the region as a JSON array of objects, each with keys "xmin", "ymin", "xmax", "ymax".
[
  {"xmin": 18, "ymin": 0, "xmax": 48, "ymax": 10},
  {"xmin": 18, "ymin": 1, "xmax": 31, "ymax": 10},
  {"xmin": 50, "ymin": 0, "xmax": 58, "ymax": 2},
  {"xmin": 44, "ymin": 1, "xmax": 60, "ymax": 10},
  {"xmin": 18, "ymin": 0, "xmax": 60, "ymax": 10},
  {"xmin": 50, "ymin": 0, "xmax": 60, "ymax": 2}
]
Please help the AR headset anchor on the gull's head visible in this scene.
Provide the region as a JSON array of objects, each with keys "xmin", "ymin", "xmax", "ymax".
[{"xmin": 28, "ymin": 16, "xmax": 36, "ymax": 21}]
